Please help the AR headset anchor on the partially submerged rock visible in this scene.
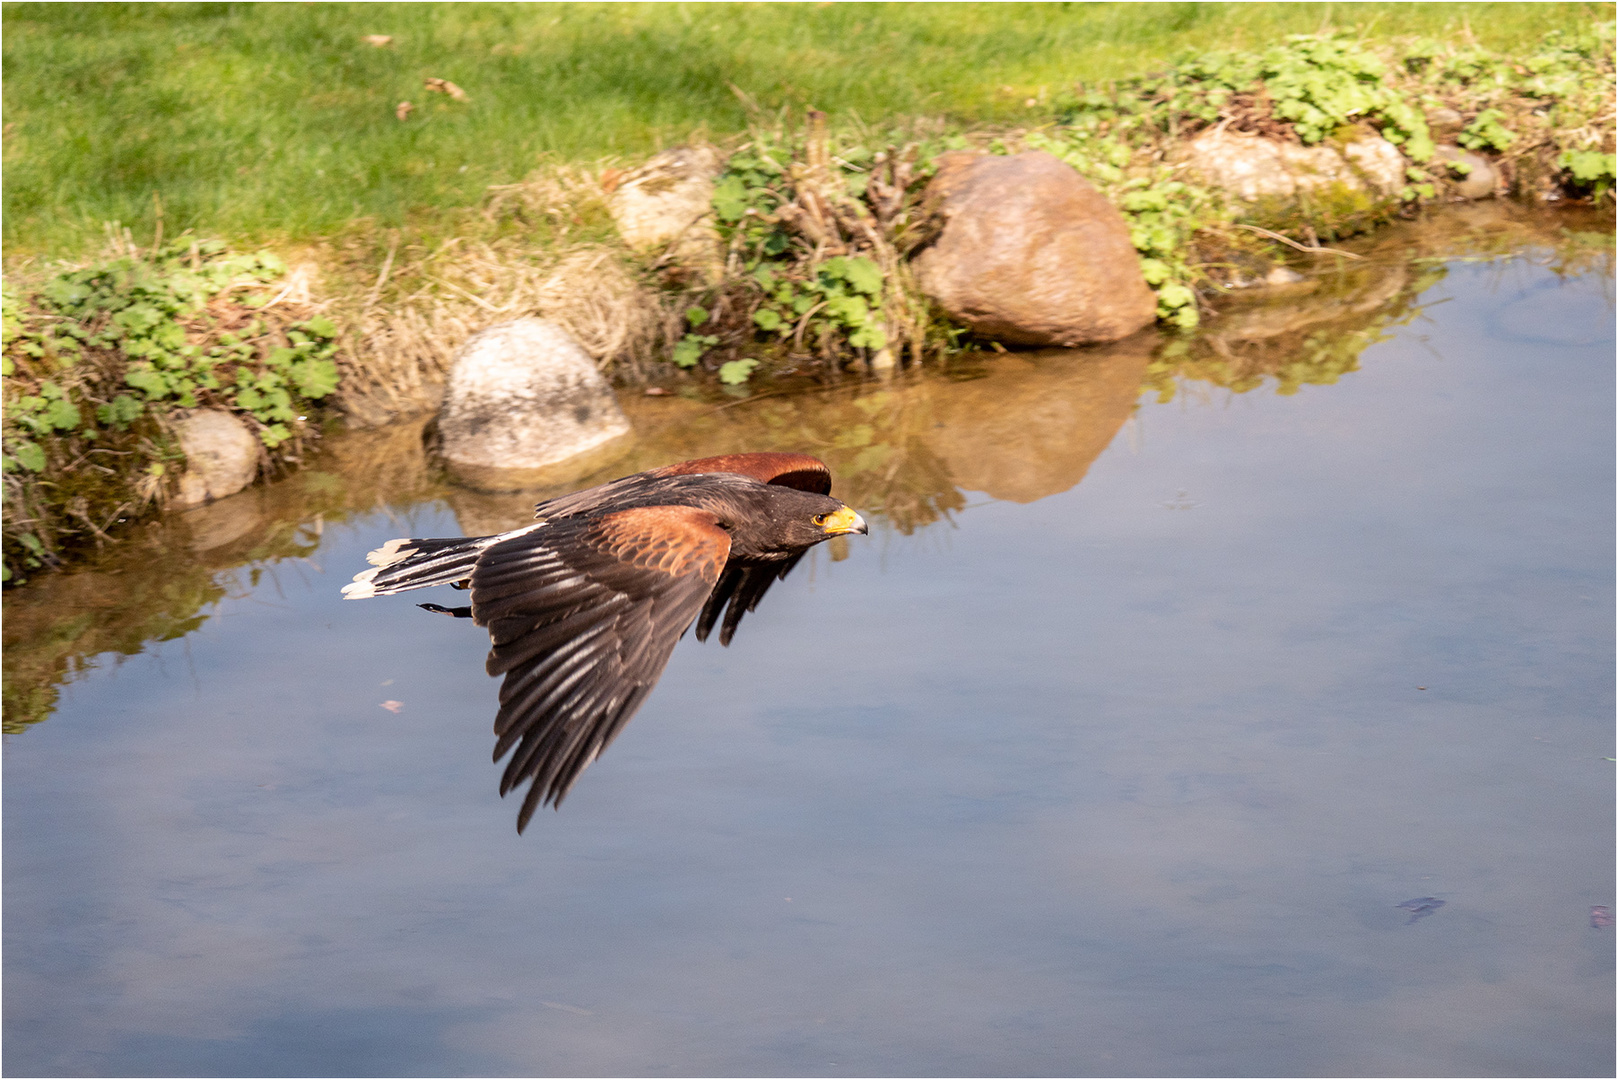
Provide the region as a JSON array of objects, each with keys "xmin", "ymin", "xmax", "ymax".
[
  {"xmin": 437, "ymin": 318, "xmax": 632, "ymax": 492},
  {"xmin": 173, "ymin": 409, "xmax": 262, "ymax": 508},
  {"xmin": 607, "ymin": 144, "xmax": 725, "ymax": 281},
  {"xmin": 1185, "ymin": 128, "xmax": 1406, "ymax": 200},
  {"xmin": 912, "ymin": 151, "xmax": 1157, "ymax": 347},
  {"xmin": 1434, "ymin": 145, "xmax": 1498, "ymax": 200}
]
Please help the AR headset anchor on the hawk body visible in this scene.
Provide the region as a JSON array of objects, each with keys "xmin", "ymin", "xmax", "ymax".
[{"xmin": 343, "ymin": 453, "xmax": 865, "ymax": 830}]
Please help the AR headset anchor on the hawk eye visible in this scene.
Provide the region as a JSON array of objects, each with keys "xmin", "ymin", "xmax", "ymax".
[{"xmin": 812, "ymin": 513, "xmax": 829, "ymax": 526}]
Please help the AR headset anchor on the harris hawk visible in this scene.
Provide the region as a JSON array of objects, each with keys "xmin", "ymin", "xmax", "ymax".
[{"xmin": 342, "ymin": 452, "xmax": 866, "ymax": 831}]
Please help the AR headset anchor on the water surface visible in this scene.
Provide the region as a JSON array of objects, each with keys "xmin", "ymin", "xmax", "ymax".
[{"xmin": 5, "ymin": 208, "xmax": 1613, "ymax": 1077}]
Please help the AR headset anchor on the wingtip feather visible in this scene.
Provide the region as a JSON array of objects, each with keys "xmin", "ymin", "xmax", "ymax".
[
  {"xmin": 365, "ymin": 537, "xmax": 417, "ymax": 567},
  {"xmin": 341, "ymin": 567, "xmax": 382, "ymax": 599}
]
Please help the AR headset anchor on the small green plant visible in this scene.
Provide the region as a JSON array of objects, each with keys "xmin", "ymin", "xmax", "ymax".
[
  {"xmin": 1076, "ymin": 33, "xmax": 1436, "ymax": 163},
  {"xmin": 1457, "ymin": 109, "xmax": 1517, "ymax": 153},
  {"xmin": 1560, "ymin": 150, "xmax": 1617, "ymax": 201},
  {"xmin": 717, "ymin": 358, "xmax": 759, "ymax": 385},
  {"xmin": 709, "ymin": 136, "xmax": 901, "ymax": 364},
  {"xmin": 666, "ymin": 302, "xmax": 720, "ymax": 370},
  {"xmin": 672, "ymin": 332, "xmax": 719, "ymax": 368},
  {"xmin": 748, "ymin": 256, "xmax": 889, "ymax": 350}
]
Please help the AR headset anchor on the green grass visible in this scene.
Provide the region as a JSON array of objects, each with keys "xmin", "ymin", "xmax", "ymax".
[{"xmin": 3, "ymin": 2, "xmax": 1611, "ymax": 257}]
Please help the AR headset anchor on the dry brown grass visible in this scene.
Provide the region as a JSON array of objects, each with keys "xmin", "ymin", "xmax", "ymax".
[{"xmin": 332, "ymin": 164, "xmax": 685, "ymax": 427}]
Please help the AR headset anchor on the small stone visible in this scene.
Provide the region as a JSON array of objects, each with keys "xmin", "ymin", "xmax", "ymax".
[
  {"xmin": 173, "ymin": 409, "xmax": 261, "ymax": 508},
  {"xmin": 1434, "ymin": 145, "xmax": 1497, "ymax": 200},
  {"xmin": 1264, "ymin": 267, "xmax": 1306, "ymax": 286},
  {"xmin": 437, "ymin": 317, "xmax": 632, "ymax": 492},
  {"xmin": 608, "ymin": 145, "xmax": 725, "ymax": 282},
  {"xmin": 911, "ymin": 151, "xmax": 1157, "ymax": 346},
  {"xmin": 1425, "ymin": 106, "xmax": 1465, "ymax": 136}
]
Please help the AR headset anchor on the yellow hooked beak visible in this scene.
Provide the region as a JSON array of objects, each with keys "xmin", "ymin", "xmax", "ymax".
[{"xmin": 819, "ymin": 506, "xmax": 868, "ymax": 536}]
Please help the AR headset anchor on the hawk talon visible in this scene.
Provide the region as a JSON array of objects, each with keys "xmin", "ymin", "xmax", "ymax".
[{"xmin": 418, "ymin": 603, "xmax": 473, "ymax": 618}]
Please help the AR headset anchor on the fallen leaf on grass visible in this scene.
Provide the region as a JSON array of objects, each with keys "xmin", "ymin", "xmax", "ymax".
[
  {"xmin": 395, "ymin": 101, "xmax": 414, "ymax": 121},
  {"xmin": 379, "ymin": 700, "xmax": 404, "ymax": 713},
  {"xmin": 362, "ymin": 34, "xmax": 393, "ymax": 47},
  {"xmin": 600, "ymin": 167, "xmax": 625, "ymax": 194},
  {"xmin": 424, "ymin": 77, "xmax": 469, "ymax": 102}
]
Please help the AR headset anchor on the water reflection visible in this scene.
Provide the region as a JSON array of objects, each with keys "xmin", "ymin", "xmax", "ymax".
[
  {"xmin": 3, "ymin": 205, "xmax": 1613, "ymax": 1078},
  {"xmin": 4, "ymin": 205, "xmax": 1611, "ymax": 737}
]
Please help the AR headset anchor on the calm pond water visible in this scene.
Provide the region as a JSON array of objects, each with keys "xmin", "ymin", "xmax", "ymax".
[{"xmin": 5, "ymin": 207, "xmax": 1614, "ymax": 1077}]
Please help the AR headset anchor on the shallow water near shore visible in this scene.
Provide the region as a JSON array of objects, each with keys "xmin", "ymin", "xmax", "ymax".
[{"xmin": 5, "ymin": 206, "xmax": 1614, "ymax": 1077}]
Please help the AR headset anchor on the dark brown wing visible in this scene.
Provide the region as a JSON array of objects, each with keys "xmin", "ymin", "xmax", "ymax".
[
  {"xmin": 692, "ymin": 551, "xmax": 807, "ymax": 647},
  {"xmin": 469, "ymin": 505, "xmax": 730, "ymax": 830},
  {"xmin": 653, "ymin": 452, "xmax": 832, "ymax": 495},
  {"xmin": 528, "ymin": 453, "xmax": 829, "ymax": 522}
]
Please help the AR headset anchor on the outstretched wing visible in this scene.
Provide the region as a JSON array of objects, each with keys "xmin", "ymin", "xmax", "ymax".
[
  {"xmin": 469, "ymin": 506, "xmax": 731, "ymax": 830},
  {"xmin": 692, "ymin": 552, "xmax": 808, "ymax": 647}
]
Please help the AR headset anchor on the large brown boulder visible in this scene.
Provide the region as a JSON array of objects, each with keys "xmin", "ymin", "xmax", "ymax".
[{"xmin": 912, "ymin": 151, "xmax": 1157, "ymax": 346}]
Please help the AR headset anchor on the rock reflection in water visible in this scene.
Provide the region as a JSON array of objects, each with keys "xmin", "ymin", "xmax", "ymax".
[
  {"xmin": 450, "ymin": 334, "xmax": 1154, "ymax": 537},
  {"xmin": 4, "ymin": 203, "xmax": 1609, "ymax": 735},
  {"xmin": 1147, "ymin": 201, "xmax": 1612, "ymax": 402}
]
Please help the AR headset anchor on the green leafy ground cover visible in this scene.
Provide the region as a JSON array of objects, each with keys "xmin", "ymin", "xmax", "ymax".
[{"xmin": 2, "ymin": 242, "xmax": 337, "ymax": 582}]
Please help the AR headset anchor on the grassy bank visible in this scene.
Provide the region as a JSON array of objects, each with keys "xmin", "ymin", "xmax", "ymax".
[
  {"xmin": 3, "ymin": 3, "xmax": 1614, "ymax": 585},
  {"xmin": 3, "ymin": 2, "xmax": 1610, "ymax": 257}
]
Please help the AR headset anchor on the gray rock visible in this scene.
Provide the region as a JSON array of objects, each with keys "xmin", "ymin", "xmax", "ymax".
[
  {"xmin": 608, "ymin": 144, "xmax": 725, "ymax": 281},
  {"xmin": 1425, "ymin": 107, "xmax": 1465, "ymax": 137},
  {"xmin": 438, "ymin": 318, "xmax": 632, "ymax": 492},
  {"xmin": 1186, "ymin": 128, "xmax": 1406, "ymax": 200},
  {"xmin": 1434, "ymin": 145, "xmax": 1497, "ymax": 200},
  {"xmin": 173, "ymin": 409, "xmax": 261, "ymax": 508},
  {"xmin": 912, "ymin": 151, "xmax": 1157, "ymax": 346}
]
